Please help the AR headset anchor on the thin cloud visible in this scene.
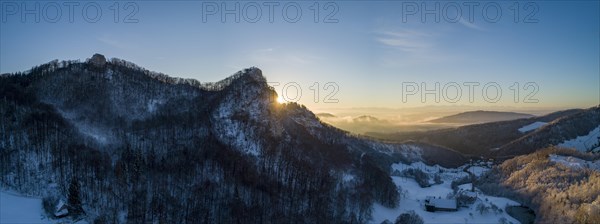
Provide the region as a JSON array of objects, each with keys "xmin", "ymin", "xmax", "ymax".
[
  {"xmin": 251, "ymin": 48, "xmax": 318, "ymax": 65},
  {"xmin": 459, "ymin": 17, "xmax": 485, "ymax": 31},
  {"xmin": 97, "ymin": 35, "xmax": 131, "ymax": 50},
  {"xmin": 256, "ymin": 48, "xmax": 274, "ymax": 53},
  {"xmin": 376, "ymin": 30, "xmax": 432, "ymax": 53},
  {"xmin": 374, "ymin": 29, "xmax": 453, "ymax": 66}
]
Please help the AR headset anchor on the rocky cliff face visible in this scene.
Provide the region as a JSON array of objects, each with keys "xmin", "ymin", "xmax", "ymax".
[{"xmin": 88, "ymin": 53, "xmax": 107, "ymax": 68}]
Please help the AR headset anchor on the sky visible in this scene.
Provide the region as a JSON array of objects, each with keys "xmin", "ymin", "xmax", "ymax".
[{"xmin": 1, "ymin": 1, "xmax": 599, "ymax": 112}]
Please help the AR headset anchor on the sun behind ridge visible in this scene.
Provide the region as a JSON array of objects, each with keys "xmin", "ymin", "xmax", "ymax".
[{"xmin": 276, "ymin": 95, "xmax": 286, "ymax": 104}]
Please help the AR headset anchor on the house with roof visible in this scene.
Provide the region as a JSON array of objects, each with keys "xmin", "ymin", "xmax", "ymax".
[
  {"xmin": 456, "ymin": 190, "xmax": 478, "ymax": 207},
  {"xmin": 54, "ymin": 199, "xmax": 69, "ymax": 218},
  {"xmin": 424, "ymin": 196, "xmax": 458, "ymax": 212}
]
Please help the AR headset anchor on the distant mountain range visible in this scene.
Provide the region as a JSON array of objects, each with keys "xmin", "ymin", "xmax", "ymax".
[
  {"xmin": 427, "ymin": 110, "xmax": 535, "ymax": 124},
  {"xmin": 369, "ymin": 107, "xmax": 600, "ymax": 159},
  {"xmin": 353, "ymin": 115, "xmax": 381, "ymax": 122},
  {"xmin": 315, "ymin": 112, "xmax": 336, "ymax": 118},
  {"xmin": 316, "ymin": 113, "xmax": 455, "ymax": 134}
]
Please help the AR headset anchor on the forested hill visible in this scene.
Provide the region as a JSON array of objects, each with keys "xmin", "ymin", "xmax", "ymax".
[{"xmin": 0, "ymin": 54, "xmax": 463, "ymax": 223}]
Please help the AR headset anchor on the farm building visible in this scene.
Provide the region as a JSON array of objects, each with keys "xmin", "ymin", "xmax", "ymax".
[
  {"xmin": 424, "ymin": 196, "xmax": 458, "ymax": 212},
  {"xmin": 456, "ymin": 190, "xmax": 478, "ymax": 207},
  {"xmin": 54, "ymin": 199, "xmax": 69, "ymax": 218}
]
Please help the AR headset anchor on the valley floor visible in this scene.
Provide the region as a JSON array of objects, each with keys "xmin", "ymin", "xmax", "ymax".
[{"xmin": 371, "ymin": 163, "xmax": 521, "ymax": 224}]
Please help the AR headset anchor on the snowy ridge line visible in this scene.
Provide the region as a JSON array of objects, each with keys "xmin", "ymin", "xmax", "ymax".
[{"xmin": 11, "ymin": 57, "xmax": 264, "ymax": 93}]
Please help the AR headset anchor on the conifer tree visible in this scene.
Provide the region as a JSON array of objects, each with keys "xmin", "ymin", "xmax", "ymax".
[{"xmin": 68, "ymin": 177, "xmax": 83, "ymax": 216}]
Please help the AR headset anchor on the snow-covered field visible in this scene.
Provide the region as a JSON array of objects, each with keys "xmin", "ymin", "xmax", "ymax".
[
  {"xmin": 549, "ymin": 154, "xmax": 600, "ymax": 171},
  {"xmin": 0, "ymin": 191, "xmax": 91, "ymax": 224},
  {"xmin": 372, "ymin": 162, "xmax": 519, "ymax": 224},
  {"xmin": 466, "ymin": 166, "xmax": 490, "ymax": 177},
  {"xmin": 0, "ymin": 191, "xmax": 51, "ymax": 224},
  {"xmin": 558, "ymin": 125, "xmax": 600, "ymax": 152},
  {"xmin": 391, "ymin": 161, "xmax": 490, "ymax": 178},
  {"xmin": 518, "ymin": 121, "xmax": 547, "ymax": 133}
]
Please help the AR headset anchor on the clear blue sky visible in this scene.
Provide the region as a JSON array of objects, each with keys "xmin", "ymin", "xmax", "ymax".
[{"xmin": 1, "ymin": 1, "xmax": 598, "ymax": 110}]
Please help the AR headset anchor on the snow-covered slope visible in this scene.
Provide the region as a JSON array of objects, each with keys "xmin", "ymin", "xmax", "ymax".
[
  {"xmin": 373, "ymin": 108, "xmax": 586, "ymax": 159},
  {"xmin": 392, "ymin": 161, "xmax": 490, "ymax": 179},
  {"xmin": 496, "ymin": 106, "xmax": 600, "ymax": 157},
  {"xmin": 558, "ymin": 125, "xmax": 600, "ymax": 152},
  {"xmin": 549, "ymin": 154, "xmax": 600, "ymax": 171},
  {"xmin": 518, "ymin": 121, "xmax": 547, "ymax": 133}
]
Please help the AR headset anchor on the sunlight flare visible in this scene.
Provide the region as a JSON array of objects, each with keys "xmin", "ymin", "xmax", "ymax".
[{"xmin": 276, "ymin": 95, "xmax": 286, "ymax": 104}]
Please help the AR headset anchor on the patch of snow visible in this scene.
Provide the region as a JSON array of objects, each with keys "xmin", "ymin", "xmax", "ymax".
[
  {"xmin": 0, "ymin": 191, "xmax": 51, "ymax": 224},
  {"xmin": 549, "ymin": 154, "xmax": 600, "ymax": 171},
  {"xmin": 518, "ymin": 121, "xmax": 547, "ymax": 133},
  {"xmin": 342, "ymin": 173, "xmax": 355, "ymax": 182},
  {"xmin": 387, "ymin": 144, "xmax": 424, "ymax": 162},
  {"xmin": 211, "ymin": 95, "xmax": 262, "ymax": 156},
  {"xmin": 466, "ymin": 166, "xmax": 490, "ymax": 177},
  {"xmin": 558, "ymin": 125, "xmax": 600, "ymax": 152},
  {"xmin": 118, "ymin": 210, "xmax": 127, "ymax": 223},
  {"xmin": 146, "ymin": 99, "xmax": 164, "ymax": 113},
  {"xmin": 54, "ymin": 108, "xmax": 112, "ymax": 145},
  {"xmin": 105, "ymin": 69, "xmax": 114, "ymax": 80},
  {"xmin": 75, "ymin": 123, "xmax": 110, "ymax": 145},
  {"xmin": 391, "ymin": 162, "xmax": 491, "ymax": 181},
  {"xmin": 292, "ymin": 115, "xmax": 323, "ymax": 129}
]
